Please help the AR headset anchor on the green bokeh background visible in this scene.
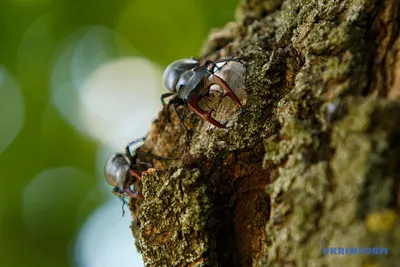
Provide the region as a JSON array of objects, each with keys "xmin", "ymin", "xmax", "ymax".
[{"xmin": 0, "ymin": 0, "xmax": 238, "ymax": 266}]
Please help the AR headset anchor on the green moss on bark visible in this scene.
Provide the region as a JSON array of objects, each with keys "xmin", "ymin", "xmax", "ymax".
[
  {"xmin": 134, "ymin": 0, "xmax": 400, "ymax": 266},
  {"xmin": 138, "ymin": 168, "xmax": 211, "ymax": 267}
]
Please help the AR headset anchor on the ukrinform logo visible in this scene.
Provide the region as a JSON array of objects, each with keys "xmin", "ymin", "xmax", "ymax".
[{"xmin": 321, "ymin": 247, "xmax": 389, "ymax": 255}]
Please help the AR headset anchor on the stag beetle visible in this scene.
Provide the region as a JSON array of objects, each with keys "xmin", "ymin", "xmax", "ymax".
[
  {"xmin": 161, "ymin": 55, "xmax": 243, "ymax": 128},
  {"xmin": 105, "ymin": 136, "xmax": 177, "ymax": 202},
  {"xmin": 104, "ymin": 137, "xmax": 146, "ymax": 200}
]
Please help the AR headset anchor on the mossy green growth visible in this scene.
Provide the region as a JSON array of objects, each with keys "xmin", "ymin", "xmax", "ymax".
[
  {"xmin": 138, "ymin": 167, "xmax": 211, "ymax": 267},
  {"xmin": 262, "ymin": 97, "xmax": 400, "ymax": 266}
]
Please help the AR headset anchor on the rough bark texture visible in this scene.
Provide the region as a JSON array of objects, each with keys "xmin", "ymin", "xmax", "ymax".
[{"xmin": 129, "ymin": 0, "xmax": 400, "ymax": 266}]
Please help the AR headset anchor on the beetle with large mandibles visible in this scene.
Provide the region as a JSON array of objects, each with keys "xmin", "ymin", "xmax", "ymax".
[
  {"xmin": 161, "ymin": 56, "xmax": 244, "ymax": 128},
  {"xmin": 104, "ymin": 138, "xmax": 146, "ymax": 200},
  {"xmin": 105, "ymin": 137, "xmax": 178, "ymax": 201}
]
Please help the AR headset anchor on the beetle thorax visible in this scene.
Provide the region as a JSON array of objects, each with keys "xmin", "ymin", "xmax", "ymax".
[{"xmin": 175, "ymin": 66, "xmax": 209, "ymax": 100}]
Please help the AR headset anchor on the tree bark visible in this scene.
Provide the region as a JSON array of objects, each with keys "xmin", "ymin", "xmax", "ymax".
[{"xmin": 129, "ymin": 0, "xmax": 400, "ymax": 266}]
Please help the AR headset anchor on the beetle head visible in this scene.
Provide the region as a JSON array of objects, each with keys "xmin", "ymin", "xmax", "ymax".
[{"xmin": 163, "ymin": 58, "xmax": 200, "ymax": 93}]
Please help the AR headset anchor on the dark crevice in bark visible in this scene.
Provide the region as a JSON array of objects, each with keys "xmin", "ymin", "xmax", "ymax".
[
  {"xmin": 359, "ymin": 0, "xmax": 400, "ymax": 98},
  {"xmin": 357, "ymin": 104, "xmax": 400, "ymax": 219}
]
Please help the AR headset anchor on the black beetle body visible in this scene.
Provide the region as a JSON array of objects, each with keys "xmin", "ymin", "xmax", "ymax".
[
  {"xmin": 161, "ymin": 57, "xmax": 243, "ymax": 128},
  {"xmin": 104, "ymin": 138, "xmax": 144, "ymax": 199}
]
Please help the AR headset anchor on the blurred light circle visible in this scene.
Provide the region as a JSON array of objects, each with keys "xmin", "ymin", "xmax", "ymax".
[
  {"xmin": 78, "ymin": 57, "xmax": 162, "ymax": 148},
  {"xmin": 50, "ymin": 25, "xmax": 137, "ymax": 137},
  {"xmin": 22, "ymin": 167, "xmax": 92, "ymax": 235},
  {"xmin": 0, "ymin": 66, "xmax": 25, "ymax": 153},
  {"xmin": 70, "ymin": 26, "xmax": 136, "ymax": 91},
  {"xmin": 75, "ymin": 199, "xmax": 144, "ymax": 267}
]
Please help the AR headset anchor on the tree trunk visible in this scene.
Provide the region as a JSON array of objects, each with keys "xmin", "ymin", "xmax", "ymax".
[{"xmin": 129, "ymin": 0, "xmax": 400, "ymax": 266}]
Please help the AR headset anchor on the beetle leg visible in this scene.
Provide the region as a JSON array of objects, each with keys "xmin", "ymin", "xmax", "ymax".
[
  {"xmin": 205, "ymin": 74, "xmax": 243, "ymax": 113},
  {"xmin": 179, "ymin": 103, "xmax": 186, "ymax": 123},
  {"xmin": 187, "ymin": 93, "xmax": 228, "ymax": 128},
  {"xmin": 173, "ymin": 102, "xmax": 187, "ymax": 130},
  {"xmin": 161, "ymin": 93, "xmax": 176, "ymax": 122},
  {"xmin": 125, "ymin": 137, "xmax": 146, "ymax": 158},
  {"xmin": 136, "ymin": 150, "xmax": 178, "ymax": 161},
  {"xmin": 119, "ymin": 195, "xmax": 128, "ymax": 205},
  {"xmin": 161, "ymin": 92, "xmax": 174, "ymax": 106},
  {"xmin": 173, "ymin": 102, "xmax": 192, "ymax": 143},
  {"xmin": 165, "ymin": 95, "xmax": 180, "ymax": 123}
]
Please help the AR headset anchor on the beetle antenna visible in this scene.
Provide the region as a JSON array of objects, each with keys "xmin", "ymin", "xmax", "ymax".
[
  {"xmin": 212, "ymin": 52, "xmax": 238, "ymax": 74},
  {"xmin": 138, "ymin": 161, "xmax": 152, "ymax": 168},
  {"xmin": 136, "ymin": 150, "xmax": 178, "ymax": 160}
]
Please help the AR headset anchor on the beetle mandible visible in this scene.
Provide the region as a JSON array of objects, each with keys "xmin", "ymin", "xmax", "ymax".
[{"xmin": 161, "ymin": 56, "xmax": 243, "ymax": 128}]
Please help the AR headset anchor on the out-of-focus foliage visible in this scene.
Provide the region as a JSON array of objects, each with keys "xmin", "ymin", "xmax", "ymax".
[{"xmin": 0, "ymin": 0, "xmax": 238, "ymax": 266}]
